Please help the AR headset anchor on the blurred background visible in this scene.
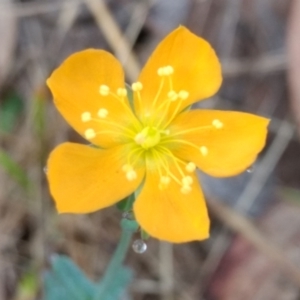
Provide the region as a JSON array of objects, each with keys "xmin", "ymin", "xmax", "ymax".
[{"xmin": 0, "ymin": 0, "xmax": 300, "ymax": 299}]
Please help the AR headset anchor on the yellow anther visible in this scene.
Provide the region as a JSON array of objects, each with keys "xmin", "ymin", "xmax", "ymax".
[
  {"xmin": 117, "ymin": 88, "xmax": 127, "ymax": 97},
  {"xmin": 182, "ymin": 176, "xmax": 193, "ymax": 186},
  {"xmin": 126, "ymin": 169, "xmax": 137, "ymax": 181},
  {"xmin": 84, "ymin": 128, "xmax": 96, "ymax": 140},
  {"xmin": 99, "ymin": 85, "xmax": 110, "ymax": 96},
  {"xmin": 178, "ymin": 90, "xmax": 189, "ymax": 100},
  {"xmin": 157, "ymin": 66, "xmax": 174, "ymax": 76},
  {"xmin": 132, "ymin": 82, "xmax": 143, "ymax": 91},
  {"xmin": 97, "ymin": 108, "xmax": 108, "ymax": 118},
  {"xmin": 168, "ymin": 90, "xmax": 178, "ymax": 101},
  {"xmin": 157, "ymin": 67, "xmax": 165, "ymax": 76},
  {"xmin": 200, "ymin": 146, "xmax": 208, "ymax": 156},
  {"xmin": 160, "ymin": 176, "xmax": 171, "ymax": 185},
  {"xmin": 186, "ymin": 162, "xmax": 196, "ymax": 173},
  {"xmin": 81, "ymin": 112, "xmax": 91, "ymax": 122},
  {"xmin": 164, "ymin": 65, "xmax": 174, "ymax": 75},
  {"xmin": 180, "ymin": 185, "xmax": 192, "ymax": 194},
  {"xmin": 212, "ymin": 119, "xmax": 223, "ymax": 129}
]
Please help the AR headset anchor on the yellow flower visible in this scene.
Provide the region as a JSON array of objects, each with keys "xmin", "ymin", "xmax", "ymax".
[{"xmin": 46, "ymin": 27, "xmax": 269, "ymax": 243}]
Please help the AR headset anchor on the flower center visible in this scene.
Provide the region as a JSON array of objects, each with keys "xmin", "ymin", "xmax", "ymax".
[{"xmin": 134, "ymin": 126, "xmax": 161, "ymax": 149}]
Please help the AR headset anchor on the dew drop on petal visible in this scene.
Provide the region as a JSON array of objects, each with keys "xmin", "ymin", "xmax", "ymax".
[
  {"xmin": 132, "ymin": 239, "xmax": 147, "ymax": 254},
  {"xmin": 246, "ymin": 166, "xmax": 254, "ymax": 173}
]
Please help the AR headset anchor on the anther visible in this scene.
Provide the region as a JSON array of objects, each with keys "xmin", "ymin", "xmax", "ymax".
[
  {"xmin": 186, "ymin": 162, "xmax": 196, "ymax": 173},
  {"xmin": 181, "ymin": 185, "xmax": 192, "ymax": 194},
  {"xmin": 132, "ymin": 82, "xmax": 143, "ymax": 91},
  {"xmin": 117, "ymin": 88, "xmax": 127, "ymax": 97},
  {"xmin": 168, "ymin": 90, "xmax": 178, "ymax": 101},
  {"xmin": 212, "ymin": 119, "xmax": 223, "ymax": 129},
  {"xmin": 157, "ymin": 67, "xmax": 165, "ymax": 77},
  {"xmin": 97, "ymin": 108, "xmax": 108, "ymax": 118},
  {"xmin": 160, "ymin": 176, "xmax": 171, "ymax": 185},
  {"xmin": 84, "ymin": 128, "xmax": 96, "ymax": 140},
  {"xmin": 178, "ymin": 90, "xmax": 189, "ymax": 100},
  {"xmin": 81, "ymin": 112, "xmax": 91, "ymax": 122},
  {"xmin": 126, "ymin": 170, "xmax": 137, "ymax": 181},
  {"xmin": 182, "ymin": 176, "xmax": 193, "ymax": 186},
  {"xmin": 200, "ymin": 146, "xmax": 208, "ymax": 156},
  {"xmin": 164, "ymin": 66, "xmax": 174, "ymax": 75},
  {"xmin": 99, "ymin": 85, "xmax": 110, "ymax": 96}
]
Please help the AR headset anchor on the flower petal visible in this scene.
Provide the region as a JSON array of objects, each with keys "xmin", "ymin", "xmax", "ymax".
[
  {"xmin": 134, "ymin": 166, "xmax": 209, "ymax": 243},
  {"xmin": 47, "ymin": 49, "xmax": 139, "ymax": 148},
  {"xmin": 170, "ymin": 110, "xmax": 270, "ymax": 177},
  {"xmin": 47, "ymin": 143, "xmax": 145, "ymax": 213},
  {"xmin": 134, "ymin": 26, "xmax": 222, "ymax": 121}
]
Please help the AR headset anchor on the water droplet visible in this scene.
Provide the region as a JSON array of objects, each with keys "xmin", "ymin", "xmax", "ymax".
[
  {"xmin": 132, "ymin": 239, "xmax": 147, "ymax": 254},
  {"xmin": 246, "ymin": 166, "xmax": 254, "ymax": 173},
  {"xmin": 43, "ymin": 166, "xmax": 48, "ymax": 174},
  {"xmin": 122, "ymin": 211, "xmax": 134, "ymax": 220}
]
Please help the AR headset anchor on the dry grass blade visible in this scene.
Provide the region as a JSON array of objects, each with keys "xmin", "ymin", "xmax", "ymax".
[
  {"xmin": 84, "ymin": 0, "xmax": 140, "ymax": 82},
  {"xmin": 0, "ymin": 0, "xmax": 17, "ymax": 87},
  {"xmin": 208, "ymin": 197, "xmax": 300, "ymax": 287},
  {"xmin": 287, "ymin": 0, "xmax": 300, "ymax": 134}
]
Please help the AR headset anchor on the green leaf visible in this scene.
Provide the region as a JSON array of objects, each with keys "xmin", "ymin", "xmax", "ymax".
[
  {"xmin": 0, "ymin": 92, "xmax": 23, "ymax": 132},
  {"xmin": 94, "ymin": 267, "xmax": 133, "ymax": 300},
  {"xmin": 44, "ymin": 255, "xmax": 133, "ymax": 300},
  {"xmin": 0, "ymin": 148, "xmax": 31, "ymax": 191},
  {"xmin": 44, "ymin": 255, "xmax": 97, "ymax": 300}
]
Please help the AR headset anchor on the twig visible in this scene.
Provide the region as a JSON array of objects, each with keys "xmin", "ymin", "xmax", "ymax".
[
  {"xmin": 208, "ymin": 197, "xmax": 300, "ymax": 287},
  {"xmin": 84, "ymin": 0, "xmax": 140, "ymax": 82}
]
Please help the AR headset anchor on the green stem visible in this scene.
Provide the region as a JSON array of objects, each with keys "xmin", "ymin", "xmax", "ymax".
[{"xmin": 94, "ymin": 218, "xmax": 138, "ymax": 299}]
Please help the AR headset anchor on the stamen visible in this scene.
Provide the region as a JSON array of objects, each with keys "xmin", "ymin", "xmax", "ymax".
[
  {"xmin": 126, "ymin": 170, "xmax": 137, "ymax": 181},
  {"xmin": 81, "ymin": 112, "xmax": 91, "ymax": 122},
  {"xmin": 122, "ymin": 164, "xmax": 137, "ymax": 181},
  {"xmin": 157, "ymin": 66, "xmax": 174, "ymax": 77},
  {"xmin": 168, "ymin": 90, "xmax": 178, "ymax": 101},
  {"xmin": 99, "ymin": 85, "xmax": 110, "ymax": 96},
  {"xmin": 200, "ymin": 146, "xmax": 208, "ymax": 156},
  {"xmin": 157, "ymin": 67, "xmax": 165, "ymax": 77},
  {"xmin": 181, "ymin": 185, "xmax": 192, "ymax": 194},
  {"xmin": 212, "ymin": 119, "xmax": 223, "ymax": 129},
  {"xmin": 132, "ymin": 82, "xmax": 143, "ymax": 91},
  {"xmin": 160, "ymin": 176, "xmax": 171, "ymax": 185},
  {"xmin": 159, "ymin": 175, "xmax": 171, "ymax": 190},
  {"xmin": 117, "ymin": 88, "xmax": 127, "ymax": 97},
  {"xmin": 84, "ymin": 128, "xmax": 96, "ymax": 140},
  {"xmin": 186, "ymin": 162, "xmax": 196, "ymax": 173},
  {"xmin": 178, "ymin": 90, "xmax": 189, "ymax": 100},
  {"xmin": 164, "ymin": 66, "xmax": 174, "ymax": 75},
  {"xmin": 97, "ymin": 108, "xmax": 108, "ymax": 119},
  {"xmin": 182, "ymin": 176, "xmax": 193, "ymax": 186}
]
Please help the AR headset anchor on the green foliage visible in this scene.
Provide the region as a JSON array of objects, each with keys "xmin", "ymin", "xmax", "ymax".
[
  {"xmin": 0, "ymin": 92, "xmax": 23, "ymax": 132},
  {"xmin": 16, "ymin": 270, "xmax": 38, "ymax": 298},
  {"xmin": 32, "ymin": 93, "xmax": 46, "ymax": 138},
  {"xmin": 0, "ymin": 148, "xmax": 31, "ymax": 191},
  {"xmin": 44, "ymin": 255, "xmax": 133, "ymax": 300}
]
